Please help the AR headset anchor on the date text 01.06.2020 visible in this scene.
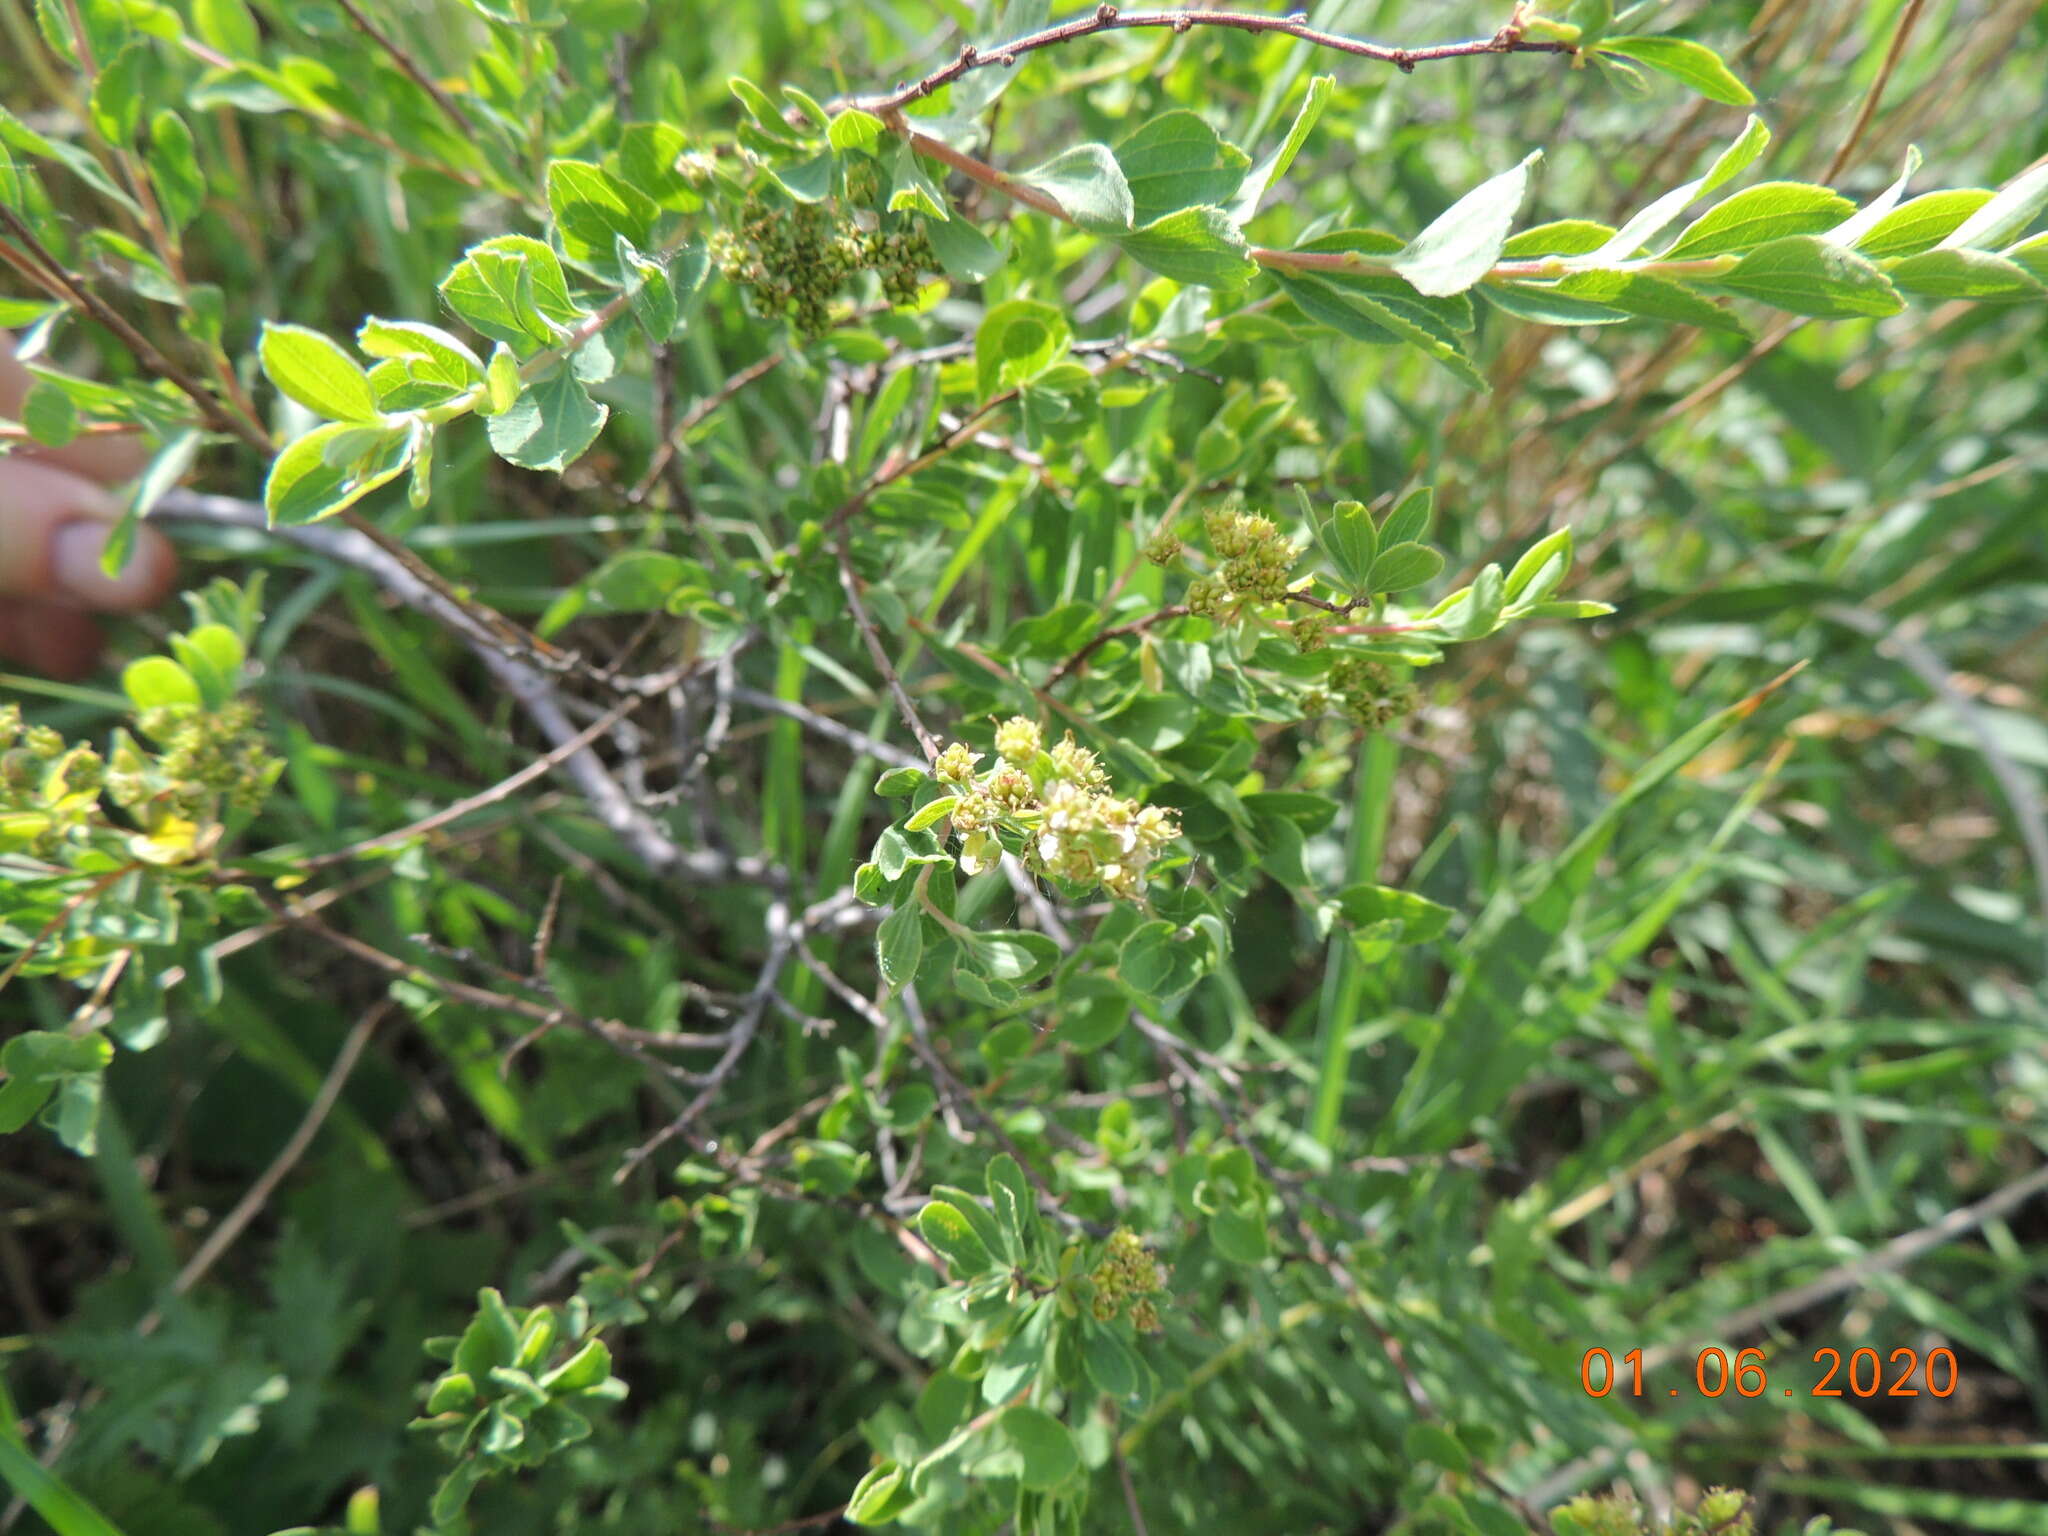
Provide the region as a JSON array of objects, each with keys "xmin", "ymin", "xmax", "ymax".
[{"xmin": 1580, "ymin": 1346, "xmax": 1958, "ymax": 1400}]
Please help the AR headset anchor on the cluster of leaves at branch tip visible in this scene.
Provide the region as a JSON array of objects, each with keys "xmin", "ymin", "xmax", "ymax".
[
  {"xmin": 934, "ymin": 718, "xmax": 1179, "ymax": 900},
  {"xmin": 410, "ymin": 1287, "xmax": 629, "ymax": 1525}
]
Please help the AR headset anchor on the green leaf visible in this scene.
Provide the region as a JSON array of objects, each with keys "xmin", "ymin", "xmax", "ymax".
[
  {"xmin": 357, "ymin": 319, "xmax": 485, "ymax": 390},
  {"xmin": 874, "ymin": 766, "xmax": 928, "ymax": 797},
  {"xmin": 0, "ymin": 1436, "xmax": 131, "ymax": 1536},
  {"xmin": 1392, "ymin": 151, "xmax": 1540, "ymax": 297},
  {"xmin": 1886, "ymin": 248, "xmax": 2043, "ymax": 301},
  {"xmin": 905, "ymin": 795, "xmax": 958, "ymax": 832},
  {"xmin": 1114, "ymin": 110, "xmax": 1250, "ymax": 225},
  {"xmin": 1824, "ymin": 145, "xmax": 1922, "ymax": 249},
  {"xmin": 827, "ymin": 108, "xmax": 885, "ymax": 152},
  {"xmin": 612, "ymin": 122, "xmax": 704, "ymax": 212},
  {"xmin": 925, "ymin": 212, "xmax": 1006, "ymax": 283},
  {"xmin": 264, "ymin": 419, "xmax": 420, "ymax": 525},
  {"xmin": 1502, "ymin": 219, "xmax": 1616, "ymax": 258},
  {"xmin": 1208, "ymin": 1206, "xmax": 1268, "ymax": 1264},
  {"xmin": 1852, "ymin": 189, "xmax": 1993, "ymax": 258},
  {"xmin": 728, "ymin": 75, "xmax": 803, "ymax": 142},
  {"xmin": 20, "ymin": 380, "xmax": 77, "ymax": 447},
  {"xmin": 547, "ymin": 159, "xmax": 660, "ymax": 272},
  {"xmin": 1600, "ymin": 35, "xmax": 1755, "ymax": 105},
  {"xmin": 984, "ymin": 1153, "xmax": 1037, "ymax": 1260},
  {"xmin": 89, "ymin": 44, "xmax": 146, "ymax": 145},
  {"xmin": 1552, "ymin": 268, "xmax": 1748, "ymax": 332},
  {"xmin": 1272, "ymin": 270, "xmax": 1487, "ymax": 389},
  {"xmin": 2007, "ymin": 232, "xmax": 2048, "ymax": 284},
  {"xmin": 146, "ymin": 111, "xmax": 205, "ymax": 232},
  {"xmin": 586, "ymin": 550, "xmax": 691, "ymax": 610},
  {"xmin": 1380, "ymin": 486, "xmax": 1435, "ymax": 547},
  {"xmin": 886, "ymin": 142, "xmax": 948, "ymax": 220},
  {"xmin": 1367, "ymin": 542, "xmax": 1445, "ymax": 593},
  {"xmin": 1942, "ymin": 161, "xmax": 2048, "ymax": 250},
  {"xmin": 120, "ymin": 655, "xmax": 199, "ymax": 713},
  {"xmin": 484, "ymin": 344, "xmax": 520, "ymax": 415},
  {"xmin": 1233, "ymin": 74, "xmax": 1332, "ymax": 221},
  {"xmin": 1480, "ymin": 281, "xmax": 1630, "ymax": 327},
  {"xmin": 974, "ymin": 931, "xmax": 1060, "ymax": 983},
  {"xmin": 845, "ymin": 1461, "xmax": 914, "ymax": 1526},
  {"xmin": 1305, "ymin": 493, "xmax": 1376, "ymax": 593},
  {"xmin": 1661, "ymin": 181, "xmax": 1856, "ymax": 259},
  {"xmin": 916, "ymin": 1198, "xmax": 992, "ymax": 1275},
  {"xmin": 997, "ymin": 1405, "xmax": 1077, "ymax": 1491},
  {"xmin": 1505, "ymin": 526, "xmax": 1574, "ymax": 604},
  {"xmin": 975, "ymin": 299, "xmax": 1069, "ymax": 398},
  {"xmin": 767, "ymin": 147, "xmax": 832, "ymax": 205},
  {"xmin": 192, "ymin": 0, "xmax": 260, "ymax": 56},
  {"xmin": 1699, "ymin": 113, "xmax": 1771, "ymax": 197},
  {"xmin": 439, "ymin": 235, "xmax": 584, "ymax": 351},
  {"xmin": 617, "ymin": 237, "xmax": 680, "ymax": 341},
  {"xmin": 1405, "ymin": 1421, "xmax": 1472, "ymax": 1473},
  {"xmin": 1018, "ymin": 143, "xmax": 1132, "ymax": 231},
  {"xmin": 1083, "ymin": 1321, "xmax": 1142, "ymax": 1400},
  {"xmin": 487, "ymin": 367, "xmax": 610, "ymax": 472},
  {"xmin": 259, "ymin": 322, "xmax": 381, "ymax": 423},
  {"xmin": 1330, "ymin": 883, "xmax": 1455, "ymax": 943},
  {"xmin": 876, "ymin": 901, "xmax": 924, "ymax": 993},
  {"xmin": 1711, "ymin": 235, "xmax": 1903, "ymax": 317}
]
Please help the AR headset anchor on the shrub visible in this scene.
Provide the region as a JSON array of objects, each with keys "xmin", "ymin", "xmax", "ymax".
[{"xmin": 4, "ymin": 1, "xmax": 2044, "ymax": 1533}]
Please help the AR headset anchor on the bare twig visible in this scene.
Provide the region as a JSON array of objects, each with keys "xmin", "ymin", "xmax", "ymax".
[
  {"xmin": 153, "ymin": 489, "xmax": 773, "ymax": 887},
  {"xmin": 332, "ymin": 0, "xmax": 478, "ymax": 134},
  {"xmin": 853, "ymin": 6, "xmax": 1568, "ymax": 115},
  {"xmin": 148, "ymin": 1003, "xmax": 388, "ymax": 1321},
  {"xmin": 835, "ymin": 541, "xmax": 941, "ymax": 764}
]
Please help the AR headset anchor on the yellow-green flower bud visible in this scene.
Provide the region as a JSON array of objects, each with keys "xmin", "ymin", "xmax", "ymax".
[{"xmin": 994, "ymin": 716, "xmax": 1041, "ymax": 766}]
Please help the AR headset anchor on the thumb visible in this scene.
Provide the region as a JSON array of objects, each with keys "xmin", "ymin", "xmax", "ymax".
[{"xmin": 0, "ymin": 456, "xmax": 176, "ymax": 610}]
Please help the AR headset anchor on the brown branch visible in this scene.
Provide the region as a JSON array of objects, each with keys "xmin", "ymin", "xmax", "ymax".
[
  {"xmin": 332, "ymin": 0, "xmax": 478, "ymax": 134},
  {"xmin": 630, "ymin": 352, "xmax": 785, "ymax": 503},
  {"xmin": 1821, "ymin": 0, "xmax": 1930, "ymax": 181},
  {"xmin": 835, "ymin": 540, "xmax": 941, "ymax": 763},
  {"xmin": 1047, "ymin": 604, "xmax": 1188, "ymax": 687},
  {"xmin": 0, "ymin": 203, "xmax": 268, "ymax": 451},
  {"xmin": 854, "ymin": 5, "xmax": 1569, "ymax": 114}
]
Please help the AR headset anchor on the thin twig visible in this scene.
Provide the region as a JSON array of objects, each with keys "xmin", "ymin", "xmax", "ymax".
[
  {"xmin": 146, "ymin": 1003, "xmax": 388, "ymax": 1324},
  {"xmin": 332, "ymin": 0, "xmax": 478, "ymax": 133},
  {"xmin": 835, "ymin": 541, "xmax": 941, "ymax": 764},
  {"xmin": 853, "ymin": 5, "xmax": 1567, "ymax": 115}
]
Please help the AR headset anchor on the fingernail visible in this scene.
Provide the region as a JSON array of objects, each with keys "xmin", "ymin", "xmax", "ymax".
[{"xmin": 52, "ymin": 520, "xmax": 158, "ymax": 607}]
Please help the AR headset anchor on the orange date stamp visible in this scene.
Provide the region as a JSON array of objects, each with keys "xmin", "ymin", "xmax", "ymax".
[{"xmin": 1580, "ymin": 1346, "xmax": 1959, "ymax": 1400}]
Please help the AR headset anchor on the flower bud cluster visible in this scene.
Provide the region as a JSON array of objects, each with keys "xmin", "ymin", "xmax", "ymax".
[
  {"xmin": 126, "ymin": 701, "xmax": 280, "ymax": 821},
  {"xmin": 0, "ymin": 705, "xmax": 107, "ymax": 856},
  {"xmin": 1257, "ymin": 378, "xmax": 1322, "ymax": 444},
  {"xmin": 1187, "ymin": 507, "xmax": 1299, "ymax": 615},
  {"xmin": 1300, "ymin": 658, "xmax": 1418, "ymax": 730},
  {"xmin": 0, "ymin": 697, "xmax": 279, "ymax": 864},
  {"xmin": 1552, "ymin": 1488, "xmax": 1752, "ymax": 1536},
  {"xmin": 1088, "ymin": 1227, "xmax": 1168, "ymax": 1332},
  {"xmin": 932, "ymin": 718, "xmax": 1178, "ymax": 901},
  {"xmin": 1141, "ymin": 531, "xmax": 1183, "ymax": 567},
  {"xmin": 711, "ymin": 192, "xmax": 934, "ymax": 338}
]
